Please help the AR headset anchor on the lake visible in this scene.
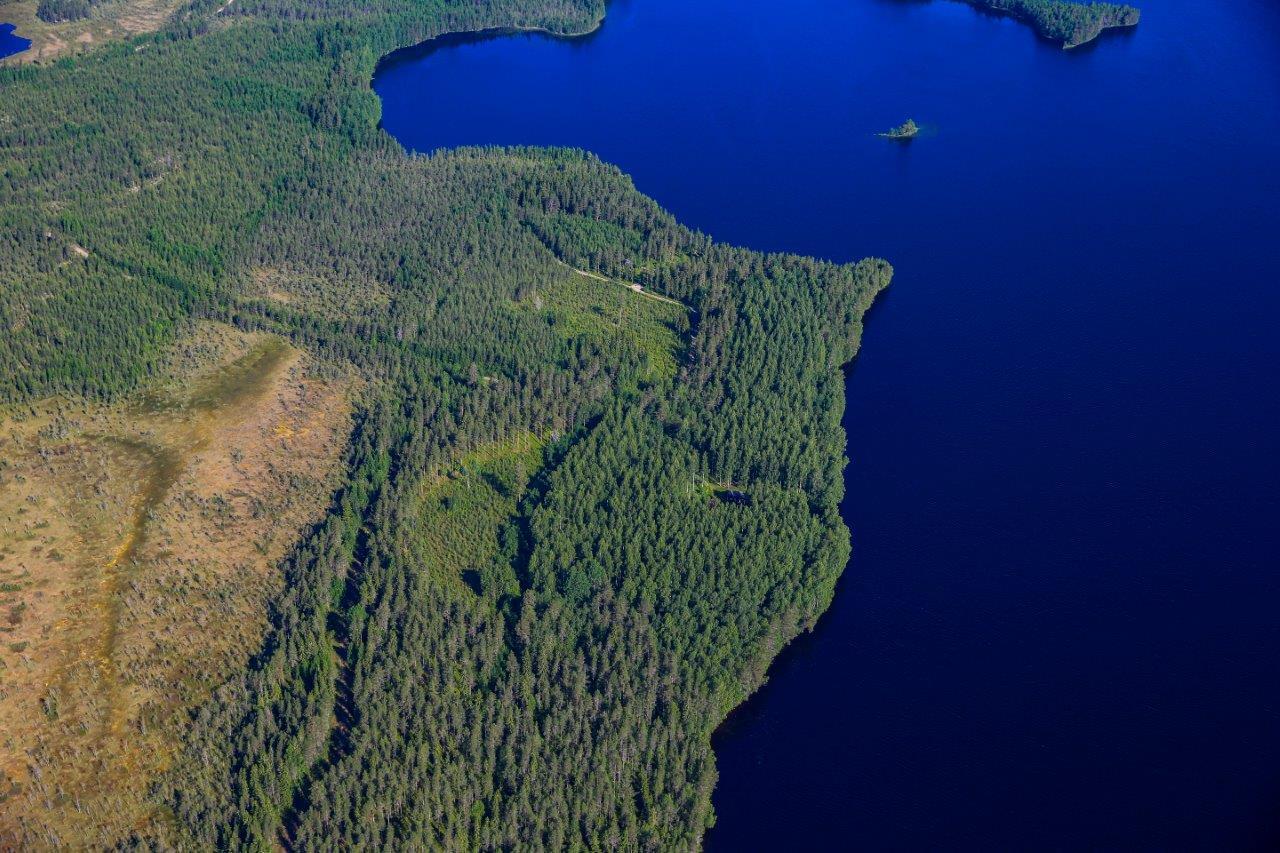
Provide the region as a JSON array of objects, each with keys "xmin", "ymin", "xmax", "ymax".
[
  {"xmin": 0, "ymin": 23, "xmax": 31, "ymax": 59},
  {"xmin": 374, "ymin": 0, "xmax": 1280, "ymax": 847}
]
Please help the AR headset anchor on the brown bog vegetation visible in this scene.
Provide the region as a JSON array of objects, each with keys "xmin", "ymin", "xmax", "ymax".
[
  {"xmin": 0, "ymin": 323, "xmax": 350, "ymax": 846},
  {"xmin": 0, "ymin": 0, "xmax": 188, "ymax": 64}
]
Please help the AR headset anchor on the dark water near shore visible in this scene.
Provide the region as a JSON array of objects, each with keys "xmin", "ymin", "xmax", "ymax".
[
  {"xmin": 375, "ymin": 0, "xmax": 1280, "ymax": 847},
  {"xmin": 0, "ymin": 23, "xmax": 31, "ymax": 59}
]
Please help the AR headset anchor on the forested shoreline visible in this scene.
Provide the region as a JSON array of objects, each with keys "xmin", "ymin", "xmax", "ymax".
[
  {"xmin": 0, "ymin": 0, "xmax": 891, "ymax": 847},
  {"xmin": 960, "ymin": 0, "xmax": 1140, "ymax": 48}
]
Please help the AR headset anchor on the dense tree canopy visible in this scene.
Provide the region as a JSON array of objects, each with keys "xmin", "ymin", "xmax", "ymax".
[
  {"xmin": 962, "ymin": 0, "xmax": 1139, "ymax": 47},
  {"xmin": 0, "ymin": 0, "xmax": 890, "ymax": 847}
]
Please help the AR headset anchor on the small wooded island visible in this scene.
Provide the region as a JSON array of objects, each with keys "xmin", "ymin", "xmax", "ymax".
[
  {"xmin": 961, "ymin": 0, "xmax": 1140, "ymax": 49},
  {"xmin": 879, "ymin": 119, "xmax": 920, "ymax": 140}
]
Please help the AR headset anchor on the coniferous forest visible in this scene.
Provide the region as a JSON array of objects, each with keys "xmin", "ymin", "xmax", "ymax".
[
  {"xmin": 0, "ymin": 0, "xmax": 892, "ymax": 847},
  {"xmin": 962, "ymin": 0, "xmax": 1139, "ymax": 47}
]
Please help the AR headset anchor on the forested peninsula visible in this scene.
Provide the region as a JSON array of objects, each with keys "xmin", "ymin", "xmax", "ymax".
[
  {"xmin": 959, "ymin": 0, "xmax": 1140, "ymax": 48},
  {"xmin": 0, "ymin": 0, "xmax": 890, "ymax": 847}
]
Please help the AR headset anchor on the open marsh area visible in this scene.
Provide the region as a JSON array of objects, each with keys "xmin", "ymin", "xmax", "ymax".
[
  {"xmin": 0, "ymin": 0, "xmax": 184, "ymax": 63},
  {"xmin": 0, "ymin": 324, "xmax": 350, "ymax": 845}
]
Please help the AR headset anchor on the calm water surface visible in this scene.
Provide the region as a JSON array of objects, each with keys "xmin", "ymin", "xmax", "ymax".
[
  {"xmin": 375, "ymin": 0, "xmax": 1280, "ymax": 847},
  {"xmin": 0, "ymin": 23, "xmax": 31, "ymax": 59}
]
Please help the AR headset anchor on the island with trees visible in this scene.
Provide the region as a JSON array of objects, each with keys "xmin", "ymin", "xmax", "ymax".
[
  {"xmin": 960, "ymin": 0, "xmax": 1141, "ymax": 48},
  {"xmin": 880, "ymin": 118, "xmax": 920, "ymax": 140}
]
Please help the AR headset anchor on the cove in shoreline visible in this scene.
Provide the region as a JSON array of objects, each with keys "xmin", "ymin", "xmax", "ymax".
[{"xmin": 374, "ymin": 19, "xmax": 604, "ymax": 80}]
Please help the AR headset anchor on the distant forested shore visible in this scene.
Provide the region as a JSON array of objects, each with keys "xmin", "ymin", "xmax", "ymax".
[{"xmin": 960, "ymin": 0, "xmax": 1140, "ymax": 48}]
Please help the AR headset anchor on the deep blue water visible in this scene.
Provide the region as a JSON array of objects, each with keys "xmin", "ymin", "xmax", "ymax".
[
  {"xmin": 375, "ymin": 0, "xmax": 1280, "ymax": 848},
  {"xmin": 0, "ymin": 23, "xmax": 31, "ymax": 59}
]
